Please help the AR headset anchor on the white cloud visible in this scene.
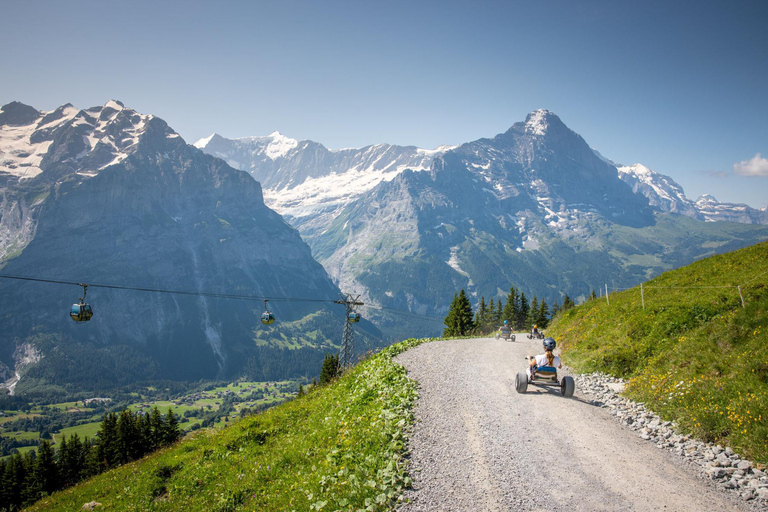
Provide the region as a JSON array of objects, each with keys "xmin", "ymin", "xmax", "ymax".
[{"xmin": 733, "ymin": 153, "xmax": 768, "ymax": 177}]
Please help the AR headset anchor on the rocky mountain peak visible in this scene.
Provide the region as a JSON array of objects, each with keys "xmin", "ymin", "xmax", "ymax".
[
  {"xmin": 0, "ymin": 102, "xmax": 42, "ymax": 127},
  {"xmin": 523, "ymin": 108, "xmax": 558, "ymax": 136}
]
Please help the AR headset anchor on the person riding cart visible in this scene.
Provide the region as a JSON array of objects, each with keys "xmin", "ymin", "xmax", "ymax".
[
  {"xmin": 495, "ymin": 320, "xmax": 515, "ymax": 341},
  {"xmin": 515, "ymin": 337, "xmax": 574, "ymax": 398}
]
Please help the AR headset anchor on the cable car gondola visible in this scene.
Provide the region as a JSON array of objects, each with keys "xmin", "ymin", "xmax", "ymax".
[
  {"xmin": 348, "ymin": 311, "xmax": 361, "ymax": 323},
  {"xmin": 261, "ymin": 299, "xmax": 275, "ymax": 325},
  {"xmin": 70, "ymin": 283, "xmax": 93, "ymax": 322}
]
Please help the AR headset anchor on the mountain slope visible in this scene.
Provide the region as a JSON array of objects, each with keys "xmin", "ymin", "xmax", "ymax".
[
  {"xmin": 0, "ymin": 101, "xmax": 378, "ymax": 394},
  {"xmin": 26, "ymin": 337, "xmax": 427, "ymax": 512},
  {"xmin": 547, "ymin": 240, "xmax": 768, "ymax": 464}
]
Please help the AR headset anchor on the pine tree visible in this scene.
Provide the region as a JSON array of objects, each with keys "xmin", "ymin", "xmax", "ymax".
[
  {"xmin": 528, "ymin": 296, "xmax": 539, "ymax": 329},
  {"xmin": 150, "ymin": 407, "xmax": 164, "ymax": 452},
  {"xmin": 164, "ymin": 409, "xmax": 181, "ymax": 446},
  {"xmin": 443, "ymin": 290, "xmax": 475, "ymax": 336},
  {"xmin": 563, "ymin": 294, "xmax": 575, "ymax": 310},
  {"xmin": 494, "ymin": 299, "xmax": 503, "ymax": 325},
  {"xmin": 502, "ymin": 287, "xmax": 518, "ymax": 325},
  {"xmin": 487, "ymin": 298, "xmax": 496, "ymax": 328},
  {"xmin": 590, "ymin": 289, "xmax": 597, "ymax": 300},
  {"xmin": 443, "ymin": 293, "xmax": 459, "ymax": 337},
  {"xmin": 456, "ymin": 290, "xmax": 475, "ymax": 335},
  {"xmin": 3, "ymin": 452, "xmax": 26, "ymax": 509},
  {"xmin": 474, "ymin": 296, "xmax": 487, "ymax": 333},
  {"xmin": 516, "ymin": 292, "xmax": 529, "ymax": 330},
  {"xmin": 537, "ymin": 299, "xmax": 550, "ymax": 328},
  {"xmin": 319, "ymin": 354, "xmax": 339, "ymax": 385},
  {"xmin": 550, "ymin": 300, "xmax": 560, "ymax": 317},
  {"xmin": 96, "ymin": 412, "xmax": 118, "ymax": 470},
  {"xmin": 32, "ymin": 440, "xmax": 58, "ymax": 499}
]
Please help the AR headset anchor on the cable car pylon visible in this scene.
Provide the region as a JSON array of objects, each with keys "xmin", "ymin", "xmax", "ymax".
[{"xmin": 334, "ymin": 293, "xmax": 364, "ymax": 371}]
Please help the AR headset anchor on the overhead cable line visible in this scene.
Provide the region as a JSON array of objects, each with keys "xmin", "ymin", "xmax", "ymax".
[{"xmin": 0, "ymin": 273, "xmax": 446, "ymax": 323}]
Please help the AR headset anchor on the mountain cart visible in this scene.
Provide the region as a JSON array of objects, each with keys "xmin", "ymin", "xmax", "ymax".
[
  {"xmin": 515, "ymin": 362, "xmax": 574, "ymax": 398},
  {"xmin": 495, "ymin": 322, "xmax": 515, "ymax": 341}
]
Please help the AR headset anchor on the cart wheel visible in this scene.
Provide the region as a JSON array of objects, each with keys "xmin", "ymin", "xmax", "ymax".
[
  {"xmin": 511, "ymin": 335, "xmax": 516, "ymax": 342},
  {"xmin": 561, "ymin": 376, "xmax": 575, "ymax": 398},
  {"xmin": 495, "ymin": 332, "xmax": 500, "ymax": 339},
  {"xmin": 515, "ymin": 372, "xmax": 528, "ymax": 393}
]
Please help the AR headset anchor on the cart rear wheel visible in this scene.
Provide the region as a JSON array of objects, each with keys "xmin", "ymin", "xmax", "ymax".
[
  {"xmin": 561, "ymin": 376, "xmax": 575, "ymax": 398},
  {"xmin": 515, "ymin": 372, "xmax": 528, "ymax": 393}
]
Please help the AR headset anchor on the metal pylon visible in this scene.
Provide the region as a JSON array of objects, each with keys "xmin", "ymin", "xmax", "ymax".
[{"xmin": 335, "ymin": 293, "xmax": 363, "ymax": 371}]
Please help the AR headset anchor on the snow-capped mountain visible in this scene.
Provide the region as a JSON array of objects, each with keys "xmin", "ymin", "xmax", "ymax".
[
  {"xmin": 302, "ymin": 110, "xmax": 768, "ymax": 322},
  {"xmin": 694, "ymin": 194, "xmax": 768, "ymax": 224},
  {"xmin": 615, "ymin": 162, "xmax": 767, "ymax": 224},
  {"xmin": 0, "ymin": 101, "xmax": 377, "ymax": 392},
  {"xmin": 194, "ymin": 132, "xmax": 455, "ymax": 241},
  {"xmin": 616, "ymin": 163, "xmax": 698, "ymax": 217}
]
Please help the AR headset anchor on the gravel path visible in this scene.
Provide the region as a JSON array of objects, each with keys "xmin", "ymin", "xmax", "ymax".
[{"xmin": 395, "ymin": 337, "xmax": 757, "ymax": 512}]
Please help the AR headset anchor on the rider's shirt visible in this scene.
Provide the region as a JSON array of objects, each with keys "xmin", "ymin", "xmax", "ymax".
[{"xmin": 534, "ymin": 354, "xmax": 561, "ymax": 368}]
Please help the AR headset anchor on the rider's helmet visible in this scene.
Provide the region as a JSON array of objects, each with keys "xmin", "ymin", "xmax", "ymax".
[
  {"xmin": 543, "ymin": 337, "xmax": 556, "ymax": 351},
  {"xmin": 503, "ymin": 320, "xmax": 508, "ymax": 325}
]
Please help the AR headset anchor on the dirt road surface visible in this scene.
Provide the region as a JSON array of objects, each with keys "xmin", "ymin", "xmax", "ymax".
[{"xmin": 395, "ymin": 337, "xmax": 754, "ymax": 512}]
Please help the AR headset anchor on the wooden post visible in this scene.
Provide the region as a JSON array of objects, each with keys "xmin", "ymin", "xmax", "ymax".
[
  {"xmin": 605, "ymin": 284, "xmax": 609, "ymax": 305},
  {"xmin": 738, "ymin": 285, "xmax": 745, "ymax": 308},
  {"xmin": 641, "ymin": 282, "xmax": 645, "ymax": 311}
]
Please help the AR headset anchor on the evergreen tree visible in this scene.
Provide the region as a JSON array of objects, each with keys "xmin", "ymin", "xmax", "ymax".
[
  {"xmin": 474, "ymin": 296, "xmax": 487, "ymax": 333},
  {"xmin": 3, "ymin": 453, "xmax": 26, "ymax": 509},
  {"xmin": 563, "ymin": 294, "xmax": 575, "ymax": 310},
  {"xmin": 164, "ymin": 409, "xmax": 181, "ymax": 446},
  {"xmin": 502, "ymin": 287, "xmax": 518, "ymax": 325},
  {"xmin": 528, "ymin": 296, "xmax": 539, "ymax": 328},
  {"xmin": 96, "ymin": 412, "xmax": 118, "ymax": 469},
  {"xmin": 32, "ymin": 440, "xmax": 58, "ymax": 498},
  {"xmin": 444, "ymin": 290, "xmax": 474, "ymax": 336},
  {"xmin": 150, "ymin": 406, "xmax": 164, "ymax": 452},
  {"xmin": 116, "ymin": 408, "xmax": 139, "ymax": 464},
  {"xmin": 537, "ymin": 299, "xmax": 550, "ymax": 328},
  {"xmin": 487, "ymin": 298, "xmax": 496, "ymax": 327},
  {"xmin": 494, "ymin": 299, "xmax": 503, "ymax": 325},
  {"xmin": 590, "ymin": 289, "xmax": 597, "ymax": 300},
  {"xmin": 516, "ymin": 292, "xmax": 529, "ymax": 330},
  {"xmin": 550, "ymin": 300, "xmax": 560, "ymax": 317},
  {"xmin": 319, "ymin": 354, "xmax": 339, "ymax": 385}
]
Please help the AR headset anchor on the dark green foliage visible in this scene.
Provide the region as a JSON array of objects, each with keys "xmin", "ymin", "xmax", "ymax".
[
  {"xmin": 5, "ymin": 407, "xmax": 183, "ymax": 509},
  {"xmin": 443, "ymin": 290, "xmax": 475, "ymax": 337},
  {"xmin": 502, "ymin": 287, "xmax": 518, "ymax": 326},
  {"xmin": 319, "ymin": 354, "xmax": 339, "ymax": 385},
  {"xmin": 516, "ymin": 292, "xmax": 529, "ymax": 330},
  {"xmin": 562, "ymin": 294, "xmax": 575, "ymax": 310},
  {"xmin": 536, "ymin": 299, "xmax": 550, "ymax": 329}
]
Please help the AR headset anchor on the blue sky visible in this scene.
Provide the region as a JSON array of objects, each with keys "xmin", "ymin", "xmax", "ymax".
[{"xmin": 2, "ymin": 0, "xmax": 766, "ymax": 208}]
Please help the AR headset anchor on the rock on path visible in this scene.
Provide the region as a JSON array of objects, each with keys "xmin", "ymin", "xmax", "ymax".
[{"xmin": 395, "ymin": 338, "xmax": 757, "ymax": 512}]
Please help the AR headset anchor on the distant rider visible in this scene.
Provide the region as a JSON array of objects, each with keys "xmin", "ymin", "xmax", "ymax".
[
  {"xmin": 499, "ymin": 320, "xmax": 512, "ymax": 337},
  {"xmin": 527, "ymin": 337, "xmax": 561, "ymax": 380}
]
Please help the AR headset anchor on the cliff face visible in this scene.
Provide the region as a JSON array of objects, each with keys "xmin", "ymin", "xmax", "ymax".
[{"xmin": 0, "ymin": 102, "xmax": 366, "ymax": 392}]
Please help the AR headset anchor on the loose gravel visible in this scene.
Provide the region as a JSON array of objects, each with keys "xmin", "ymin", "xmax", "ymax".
[{"xmin": 395, "ymin": 337, "xmax": 762, "ymax": 512}]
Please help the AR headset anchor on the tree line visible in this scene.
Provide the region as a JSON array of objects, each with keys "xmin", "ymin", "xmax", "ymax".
[
  {"xmin": 0, "ymin": 407, "xmax": 181, "ymax": 511},
  {"xmin": 443, "ymin": 287, "xmax": 576, "ymax": 337}
]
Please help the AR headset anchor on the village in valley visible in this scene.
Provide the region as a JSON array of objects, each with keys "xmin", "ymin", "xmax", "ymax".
[{"xmin": 0, "ymin": 380, "xmax": 304, "ymax": 458}]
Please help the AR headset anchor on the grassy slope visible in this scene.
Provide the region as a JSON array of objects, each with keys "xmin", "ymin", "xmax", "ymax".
[
  {"xmin": 29, "ymin": 338, "xmax": 435, "ymax": 512},
  {"xmin": 548, "ymin": 241, "xmax": 768, "ymax": 464}
]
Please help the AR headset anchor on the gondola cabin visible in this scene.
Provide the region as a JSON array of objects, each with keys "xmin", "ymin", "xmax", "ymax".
[
  {"xmin": 70, "ymin": 303, "xmax": 93, "ymax": 322},
  {"xmin": 348, "ymin": 312, "xmax": 361, "ymax": 323},
  {"xmin": 261, "ymin": 311, "xmax": 275, "ymax": 325}
]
